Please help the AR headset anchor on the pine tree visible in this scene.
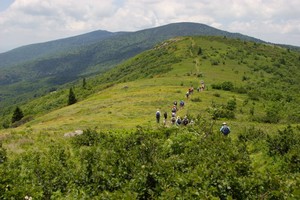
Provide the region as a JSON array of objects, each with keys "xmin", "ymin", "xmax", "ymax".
[
  {"xmin": 82, "ymin": 77, "xmax": 87, "ymax": 89},
  {"xmin": 12, "ymin": 106, "xmax": 24, "ymax": 123},
  {"xmin": 197, "ymin": 47, "xmax": 202, "ymax": 55},
  {"xmin": 0, "ymin": 142, "xmax": 7, "ymax": 164},
  {"xmin": 68, "ymin": 88, "xmax": 77, "ymax": 105}
]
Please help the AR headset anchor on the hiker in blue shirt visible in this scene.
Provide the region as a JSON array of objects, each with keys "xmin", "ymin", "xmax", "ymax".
[
  {"xmin": 176, "ymin": 116, "xmax": 182, "ymax": 126},
  {"xmin": 180, "ymin": 100, "xmax": 185, "ymax": 109},
  {"xmin": 156, "ymin": 110, "xmax": 161, "ymax": 123},
  {"xmin": 220, "ymin": 122, "xmax": 231, "ymax": 135}
]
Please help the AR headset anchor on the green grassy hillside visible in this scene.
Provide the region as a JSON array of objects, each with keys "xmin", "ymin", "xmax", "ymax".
[
  {"xmin": 3, "ymin": 36, "xmax": 299, "ymax": 132},
  {"xmin": 0, "ymin": 22, "xmax": 268, "ymax": 116},
  {"xmin": 0, "ymin": 36, "xmax": 300, "ymax": 199}
]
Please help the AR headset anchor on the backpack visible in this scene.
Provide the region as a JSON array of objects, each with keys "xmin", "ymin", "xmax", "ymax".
[
  {"xmin": 176, "ymin": 118, "xmax": 181, "ymax": 125},
  {"xmin": 164, "ymin": 112, "xmax": 167, "ymax": 119},
  {"xmin": 180, "ymin": 101, "xmax": 184, "ymax": 107},
  {"xmin": 172, "ymin": 107, "xmax": 177, "ymax": 113},
  {"xmin": 183, "ymin": 118, "xmax": 188, "ymax": 125},
  {"xmin": 171, "ymin": 117, "xmax": 176, "ymax": 124},
  {"xmin": 222, "ymin": 126, "xmax": 230, "ymax": 135},
  {"xmin": 156, "ymin": 111, "xmax": 160, "ymax": 118}
]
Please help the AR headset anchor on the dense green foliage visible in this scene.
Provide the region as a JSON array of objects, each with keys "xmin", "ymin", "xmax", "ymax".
[{"xmin": 1, "ymin": 124, "xmax": 300, "ymax": 199}]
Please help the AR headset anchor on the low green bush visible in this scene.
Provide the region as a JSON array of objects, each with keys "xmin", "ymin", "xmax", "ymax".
[{"xmin": 1, "ymin": 125, "xmax": 300, "ymax": 199}]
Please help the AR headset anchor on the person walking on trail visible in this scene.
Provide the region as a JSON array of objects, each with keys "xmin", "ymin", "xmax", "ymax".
[
  {"xmin": 171, "ymin": 112, "xmax": 176, "ymax": 118},
  {"xmin": 171, "ymin": 116, "xmax": 176, "ymax": 125},
  {"xmin": 182, "ymin": 116, "xmax": 189, "ymax": 126},
  {"xmin": 180, "ymin": 100, "xmax": 185, "ymax": 109},
  {"xmin": 172, "ymin": 105, "xmax": 177, "ymax": 113},
  {"xmin": 156, "ymin": 110, "xmax": 161, "ymax": 123},
  {"xmin": 201, "ymin": 83, "xmax": 205, "ymax": 91},
  {"xmin": 189, "ymin": 87, "xmax": 194, "ymax": 95},
  {"xmin": 173, "ymin": 101, "xmax": 177, "ymax": 106},
  {"xmin": 186, "ymin": 91, "xmax": 189, "ymax": 99},
  {"xmin": 163, "ymin": 112, "xmax": 168, "ymax": 125},
  {"xmin": 200, "ymin": 80, "xmax": 205, "ymax": 91},
  {"xmin": 176, "ymin": 116, "xmax": 182, "ymax": 126},
  {"xmin": 220, "ymin": 122, "xmax": 231, "ymax": 135}
]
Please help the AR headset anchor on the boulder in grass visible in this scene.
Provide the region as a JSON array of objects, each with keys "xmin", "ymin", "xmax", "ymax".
[{"xmin": 64, "ymin": 129, "xmax": 83, "ymax": 137}]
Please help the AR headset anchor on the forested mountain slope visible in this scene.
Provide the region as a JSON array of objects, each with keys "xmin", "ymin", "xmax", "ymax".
[{"xmin": 0, "ymin": 30, "xmax": 124, "ymax": 68}]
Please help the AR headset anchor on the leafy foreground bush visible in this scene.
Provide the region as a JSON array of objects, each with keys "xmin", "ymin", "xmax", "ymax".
[{"xmin": 1, "ymin": 126, "xmax": 300, "ymax": 199}]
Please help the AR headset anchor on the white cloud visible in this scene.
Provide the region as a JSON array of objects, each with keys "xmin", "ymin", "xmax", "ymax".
[{"xmin": 0, "ymin": 0, "xmax": 300, "ymax": 52}]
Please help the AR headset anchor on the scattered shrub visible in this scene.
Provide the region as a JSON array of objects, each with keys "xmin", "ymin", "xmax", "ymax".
[
  {"xmin": 247, "ymin": 90, "xmax": 260, "ymax": 101},
  {"xmin": 287, "ymin": 113, "xmax": 300, "ymax": 123},
  {"xmin": 234, "ymin": 86, "xmax": 247, "ymax": 94},
  {"xmin": 11, "ymin": 116, "xmax": 33, "ymax": 128},
  {"xmin": 285, "ymin": 146, "xmax": 300, "ymax": 173},
  {"xmin": 210, "ymin": 59, "xmax": 219, "ymax": 65},
  {"xmin": 238, "ymin": 127, "xmax": 266, "ymax": 143},
  {"xmin": 197, "ymin": 73, "xmax": 203, "ymax": 77},
  {"xmin": 226, "ymin": 99, "xmax": 237, "ymax": 111},
  {"xmin": 211, "ymin": 81, "xmax": 234, "ymax": 91},
  {"xmin": 221, "ymin": 81, "xmax": 234, "ymax": 91},
  {"xmin": 267, "ymin": 125, "xmax": 297, "ymax": 156},
  {"xmin": 262, "ymin": 103, "xmax": 281, "ymax": 123},
  {"xmin": 191, "ymin": 97, "xmax": 202, "ymax": 102},
  {"xmin": 242, "ymin": 75, "xmax": 250, "ymax": 81},
  {"xmin": 213, "ymin": 93, "xmax": 221, "ymax": 97},
  {"xmin": 211, "ymin": 83, "xmax": 222, "ymax": 90},
  {"xmin": 71, "ymin": 129, "xmax": 101, "ymax": 147},
  {"xmin": 0, "ymin": 142, "xmax": 7, "ymax": 164},
  {"xmin": 208, "ymin": 102, "xmax": 235, "ymax": 120}
]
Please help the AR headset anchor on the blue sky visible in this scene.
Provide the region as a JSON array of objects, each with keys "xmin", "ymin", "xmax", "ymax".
[
  {"xmin": 0, "ymin": 0, "xmax": 299, "ymax": 53},
  {"xmin": 0, "ymin": 0, "xmax": 14, "ymax": 12}
]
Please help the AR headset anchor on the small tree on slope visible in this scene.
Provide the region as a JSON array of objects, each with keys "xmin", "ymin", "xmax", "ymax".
[
  {"xmin": 11, "ymin": 106, "xmax": 24, "ymax": 123},
  {"xmin": 68, "ymin": 88, "xmax": 77, "ymax": 105}
]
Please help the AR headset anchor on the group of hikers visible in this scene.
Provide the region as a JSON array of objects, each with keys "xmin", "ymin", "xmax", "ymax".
[
  {"xmin": 156, "ymin": 103, "xmax": 190, "ymax": 127},
  {"xmin": 156, "ymin": 85, "xmax": 197, "ymax": 127},
  {"xmin": 155, "ymin": 80, "xmax": 231, "ymax": 136},
  {"xmin": 185, "ymin": 81, "xmax": 205, "ymax": 99},
  {"xmin": 156, "ymin": 108, "xmax": 230, "ymax": 135}
]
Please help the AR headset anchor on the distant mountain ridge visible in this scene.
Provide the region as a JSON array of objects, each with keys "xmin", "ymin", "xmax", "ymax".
[
  {"xmin": 0, "ymin": 30, "xmax": 126, "ymax": 68},
  {"xmin": 1, "ymin": 22, "xmax": 299, "ymax": 69},
  {"xmin": 0, "ymin": 22, "xmax": 264, "ymax": 69}
]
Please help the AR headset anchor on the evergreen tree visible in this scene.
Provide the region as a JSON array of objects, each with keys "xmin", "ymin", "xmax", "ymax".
[
  {"xmin": 68, "ymin": 88, "xmax": 77, "ymax": 105},
  {"xmin": 82, "ymin": 77, "xmax": 87, "ymax": 89},
  {"xmin": 11, "ymin": 106, "xmax": 24, "ymax": 123},
  {"xmin": 197, "ymin": 47, "xmax": 203, "ymax": 55},
  {"xmin": 0, "ymin": 142, "xmax": 7, "ymax": 164}
]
